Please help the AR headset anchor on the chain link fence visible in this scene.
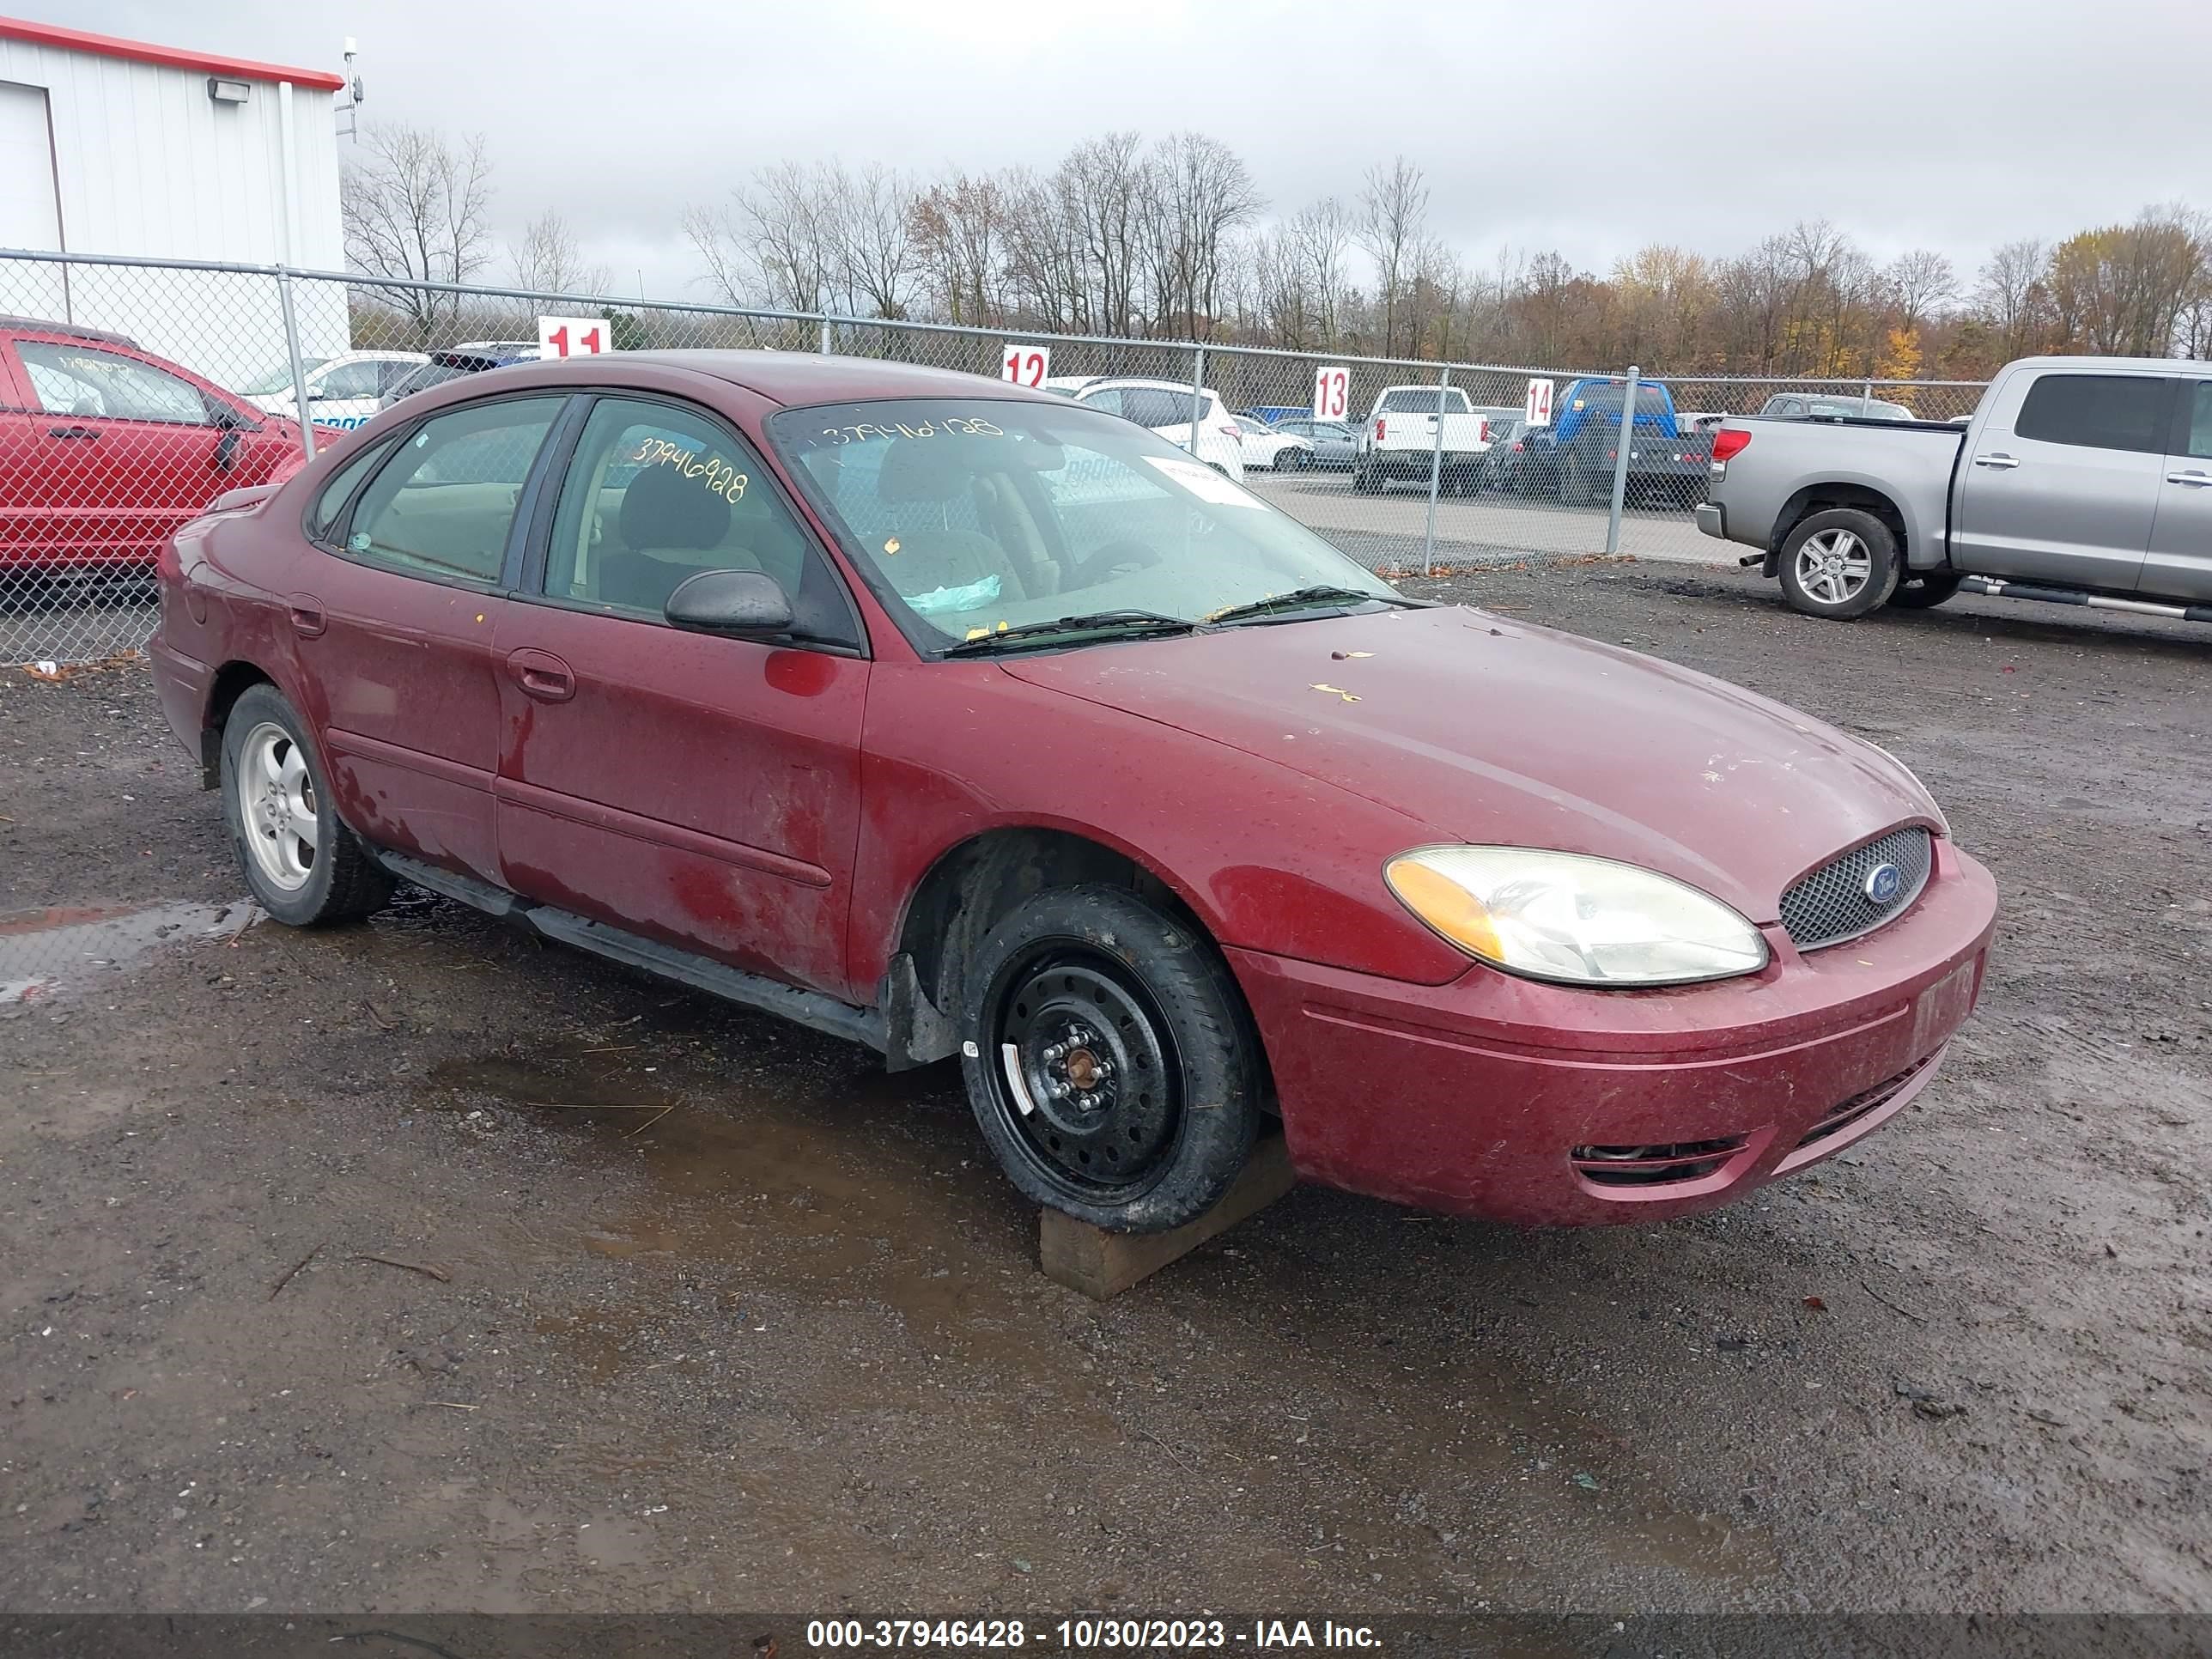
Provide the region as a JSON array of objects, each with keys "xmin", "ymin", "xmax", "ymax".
[{"xmin": 1, "ymin": 247, "xmax": 1990, "ymax": 668}]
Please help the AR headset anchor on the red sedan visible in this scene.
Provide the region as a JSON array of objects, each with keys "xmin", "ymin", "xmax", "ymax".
[
  {"xmin": 0, "ymin": 317, "xmax": 306, "ymax": 572},
  {"xmin": 149, "ymin": 352, "xmax": 1996, "ymax": 1232}
]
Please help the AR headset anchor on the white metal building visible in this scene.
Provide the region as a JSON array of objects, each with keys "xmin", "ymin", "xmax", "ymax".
[{"xmin": 0, "ymin": 15, "xmax": 347, "ymax": 385}]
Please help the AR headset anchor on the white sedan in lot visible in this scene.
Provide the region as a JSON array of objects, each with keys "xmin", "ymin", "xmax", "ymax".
[
  {"xmin": 236, "ymin": 349, "xmax": 428, "ymax": 431},
  {"xmin": 1043, "ymin": 374, "xmax": 1245, "ymax": 478},
  {"xmin": 1235, "ymin": 415, "xmax": 1316, "ymax": 471}
]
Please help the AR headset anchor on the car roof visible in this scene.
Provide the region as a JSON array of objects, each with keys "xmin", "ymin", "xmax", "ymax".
[
  {"xmin": 1067, "ymin": 375, "xmax": 1218, "ymax": 397},
  {"xmin": 0, "ymin": 313, "xmax": 137, "ymax": 347},
  {"xmin": 2006, "ymin": 355, "xmax": 2191, "ymax": 373},
  {"xmin": 618, "ymin": 351, "xmax": 1115, "ymax": 408},
  {"xmin": 386, "ymin": 350, "xmax": 1085, "ymax": 413}
]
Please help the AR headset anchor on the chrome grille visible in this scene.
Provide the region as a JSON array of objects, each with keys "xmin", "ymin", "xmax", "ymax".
[{"xmin": 1779, "ymin": 827, "xmax": 1932, "ymax": 951}]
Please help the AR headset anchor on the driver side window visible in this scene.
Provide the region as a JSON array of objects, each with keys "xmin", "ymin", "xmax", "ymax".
[
  {"xmin": 540, "ymin": 397, "xmax": 853, "ymax": 644},
  {"xmin": 19, "ymin": 341, "xmax": 213, "ymax": 424}
]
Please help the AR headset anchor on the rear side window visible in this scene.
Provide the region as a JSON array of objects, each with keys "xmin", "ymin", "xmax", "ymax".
[
  {"xmin": 1119, "ymin": 388, "xmax": 1191, "ymax": 428},
  {"xmin": 343, "ymin": 398, "xmax": 562, "ymax": 584},
  {"xmin": 306, "ymin": 438, "xmax": 397, "ymax": 544},
  {"xmin": 2015, "ymin": 374, "xmax": 2170, "ymax": 454},
  {"xmin": 318, "ymin": 361, "xmax": 382, "ymax": 399},
  {"xmin": 2182, "ymin": 382, "xmax": 2212, "ymax": 460}
]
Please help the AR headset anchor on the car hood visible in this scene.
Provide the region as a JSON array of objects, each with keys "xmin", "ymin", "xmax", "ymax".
[{"xmin": 1000, "ymin": 605, "xmax": 1938, "ymax": 923}]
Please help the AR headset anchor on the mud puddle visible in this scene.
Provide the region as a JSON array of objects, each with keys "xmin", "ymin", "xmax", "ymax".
[
  {"xmin": 0, "ymin": 898, "xmax": 248, "ymax": 1004},
  {"xmin": 422, "ymin": 1048, "xmax": 1026, "ymax": 1352},
  {"xmin": 416, "ymin": 1046, "xmax": 1767, "ymax": 1594}
]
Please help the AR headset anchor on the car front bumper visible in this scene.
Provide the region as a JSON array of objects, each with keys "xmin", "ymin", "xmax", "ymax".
[{"xmin": 1227, "ymin": 838, "xmax": 1997, "ymax": 1225}]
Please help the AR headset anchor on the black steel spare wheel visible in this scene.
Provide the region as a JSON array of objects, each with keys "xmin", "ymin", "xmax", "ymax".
[
  {"xmin": 960, "ymin": 884, "xmax": 1261, "ymax": 1232},
  {"xmin": 992, "ymin": 954, "xmax": 1178, "ymax": 1197}
]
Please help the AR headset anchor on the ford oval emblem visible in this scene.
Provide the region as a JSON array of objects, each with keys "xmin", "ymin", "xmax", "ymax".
[{"xmin": 1863, "ymin": 862, "xmax": 1903, "ymax": 905}]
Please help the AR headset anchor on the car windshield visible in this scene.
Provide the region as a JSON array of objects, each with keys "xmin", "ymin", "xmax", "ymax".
[
  {"xmin": 1376, "ymin": 389, "xmax": 1469, "ymax": 414},
  {"xmin": 1805, "ymin": 398, "xmax": 1913, "ymax": 420},
  {"xmin": 768, "ymin": 398, "xmax": 1400, "ymax": 651},
  {"xmin": 241, "ymin": 358, "xmax": 330, "ymax": 394}
]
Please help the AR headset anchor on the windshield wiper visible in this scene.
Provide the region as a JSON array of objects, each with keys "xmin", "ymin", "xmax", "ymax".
[
  {"xmin": 939, "ymin": 610, "xmax": 1199, "ymax": 657},
  {"xmin": 1203, "ymin": 585, "xmax": 1423, "ymax": 627}
]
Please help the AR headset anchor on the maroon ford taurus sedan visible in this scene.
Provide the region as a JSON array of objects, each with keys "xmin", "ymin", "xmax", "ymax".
[{"xmin": 149, "ymin": 352, "xmax": 1997, "ymax": 1232}]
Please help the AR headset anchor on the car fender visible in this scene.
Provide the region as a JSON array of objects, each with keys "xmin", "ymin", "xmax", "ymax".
[{"xmin": 848, "ymin": 660, "xmax": 1474, "ymax": 999}]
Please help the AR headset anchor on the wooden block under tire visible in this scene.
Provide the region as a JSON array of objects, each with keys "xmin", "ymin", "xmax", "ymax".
[{"xmin": 1037, "ymin": 1134, "xmax": 1296, "ymax": 1300}]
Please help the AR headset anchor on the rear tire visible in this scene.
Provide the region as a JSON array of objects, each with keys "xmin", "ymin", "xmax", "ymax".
[
  {"xmin": 220, "ymin": 684, "xmax": 393, "ymax": 926},
  {"xmin": 1889, "ymin": 571, "xmax": 1963, "ymax": 610},
  {"xmin": 958, "ymin": 884, "xmax": 1262, "ymax": 1233},
  {"xmin": 1777, "ymin": 507, "xmax": 1901, "ymax": 620}
]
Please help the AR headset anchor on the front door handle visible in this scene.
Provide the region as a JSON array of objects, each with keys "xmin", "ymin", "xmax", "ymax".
[
  {"xmin": 286, "ymin": 595, "xmax": 326, "ymax": 638},
  {"xmin": 505, "ymin": 647, "xmax": 574, "ymax": 703},
  {"xmin": 46, "ymin": 425, "xmax": 100, "ymax": 440},
  {"xmin": 2166, "ymin": 469, "xmax": 2212, "ymax": 487},
  {"xmin": 1972, "ymin": 453, "xmax": 2020, "ymax": 470}
]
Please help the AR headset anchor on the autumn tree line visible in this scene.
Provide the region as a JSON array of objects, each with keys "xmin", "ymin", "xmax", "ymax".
[{"xmin": 343, "ymin": 123, "xmax": 2212, "ymax": 381}]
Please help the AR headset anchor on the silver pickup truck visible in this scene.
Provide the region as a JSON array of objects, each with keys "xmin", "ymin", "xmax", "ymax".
[{"xmin": 1698, "ymin": 356, "xmax": 2212, "ymax": 624}]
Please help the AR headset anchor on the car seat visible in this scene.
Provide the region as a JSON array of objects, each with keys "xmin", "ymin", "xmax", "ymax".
[
  {"xmin": 594, "ymin": 461, "xmax": 757, "ymax": 614},
  {"xmin": 874, "ymin": 438, "xmax": 1026, "ymax": 605}
]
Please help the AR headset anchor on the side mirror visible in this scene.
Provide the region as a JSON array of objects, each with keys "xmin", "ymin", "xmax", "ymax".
[{"xmin": 664, "ymin": 568, "xmax": 794, "ymax": 639}]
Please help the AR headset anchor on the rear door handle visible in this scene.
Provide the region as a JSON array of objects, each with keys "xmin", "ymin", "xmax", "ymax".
[
  {"xmin": 286, "ymin": 595, "xmax": 326, "ymax": 638},
  {"xmin": 2166, "ymin": 470, "xmax": 2212, "ymax": 487},
  {"xmin": 505, "ymin": 647, "xmax": 574, "ymax": 703},
  {"xmin": 46, "ymin": 425, "xmax": 99, "ymax": 440},
  {"xmin": 1972, "ymin": 453, "xmax": 2020, "ymax": 470}
]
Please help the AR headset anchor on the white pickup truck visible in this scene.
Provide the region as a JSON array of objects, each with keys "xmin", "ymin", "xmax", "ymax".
[{"xmin": 1352, "ymin": 386, "xmax": 1490, "ymax": 495}]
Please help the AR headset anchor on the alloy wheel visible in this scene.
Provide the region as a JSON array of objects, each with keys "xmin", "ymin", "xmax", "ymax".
[
  {"xmin": 235, "ymin": 720, "xmax": 319, "ymax": 890},
  {"xmin": 1794, "ymin": 528, "xmax": 1873, "ymax": 605}
]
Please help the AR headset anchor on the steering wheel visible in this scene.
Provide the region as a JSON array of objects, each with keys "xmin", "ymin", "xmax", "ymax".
[{"xmin": 1064, "ymin": 538, "xmax": 1164, "ymax": 587}]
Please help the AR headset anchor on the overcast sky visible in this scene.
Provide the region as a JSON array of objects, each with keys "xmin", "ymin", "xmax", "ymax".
[{"xmin": 40, "ymin": 0, "xmax": 2212, "ymax": 302}]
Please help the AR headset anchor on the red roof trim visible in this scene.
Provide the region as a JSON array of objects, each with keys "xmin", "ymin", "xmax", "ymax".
[{"xmin": 0, "ymin": 15, "xmax": 347, "ymax": 92}]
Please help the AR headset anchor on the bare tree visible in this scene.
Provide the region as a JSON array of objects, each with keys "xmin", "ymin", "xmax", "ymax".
[
  {"xmin": 342, "ymin": 124, "xmax": 495, "ymax": 344},
  {"xmin": 1057, "ymin": 132, "xmax": 1148, "ymax": 335},
  {"xmin": 1356, "ymin": 158, "xmax": 1429, "ymax": 356},
  {"xmin": 510, "ymin": 209, "xmax": 608, "ymax": 299},
  {"xmin": 1136, "ymin": 132, "xmax": 1263, "ymax": 337},
  {"xmin": 684, "ymin": 161, "xmax": 839, "ymax": 313},
  {"xmin": 828, "ymin": 165, "xmax": 919, "ymax": 319},
  {"xmin": 1973, "ymin": 238, "xmax": 2049, "ymax": 360},
  {"xmin": 1885, "ymin": 249, "xmax": 1957, "ymax": 332},
  {"xmin": 911, "ymin": 170, "xmax": 1017, "ymax": 325},
  {"xmin": 1287, "ymin": 198, "xmax": 1353, "ymax": 348}
]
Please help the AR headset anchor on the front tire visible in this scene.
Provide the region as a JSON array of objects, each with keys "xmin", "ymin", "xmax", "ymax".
[
  {"xmin": 1778, "ymin": 507, "xmax": 1901, "ymax": 620},
  {"xmin": 220, "ymin": 684, "xmax": 392, "ymax": 926},
  {"xmin": 958, "ymin": 884, "xmax": 1262, "ymax": 1233}
]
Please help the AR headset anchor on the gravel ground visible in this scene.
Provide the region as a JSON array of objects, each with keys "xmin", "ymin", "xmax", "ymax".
[{"xmin": 1, "ymin": 560, "xmax": 2206, "ymax": 1617}]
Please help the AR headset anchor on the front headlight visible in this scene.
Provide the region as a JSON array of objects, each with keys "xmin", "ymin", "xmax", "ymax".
[{"xmin": 1384, "ymin": 846, "xmax": 1769, "ymax": 988}]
